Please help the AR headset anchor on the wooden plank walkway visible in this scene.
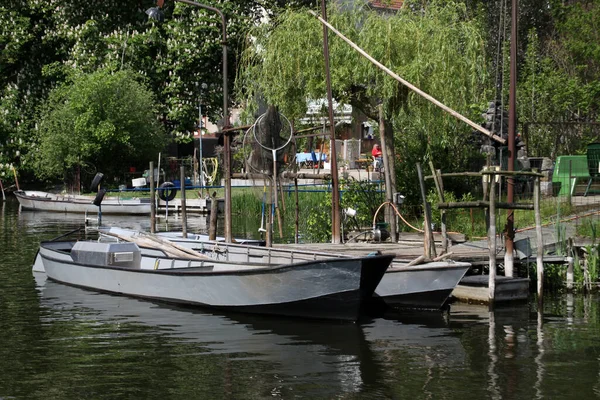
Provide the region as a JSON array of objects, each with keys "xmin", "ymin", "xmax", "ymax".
[{"xmin": 276, "ymin": 220, "xmax": 576, "ymax": 265}]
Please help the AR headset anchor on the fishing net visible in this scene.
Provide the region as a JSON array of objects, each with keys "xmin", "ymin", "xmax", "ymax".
[{"xmin": 241, "ymin": 106, "xmax": 296, "ymax": 238}]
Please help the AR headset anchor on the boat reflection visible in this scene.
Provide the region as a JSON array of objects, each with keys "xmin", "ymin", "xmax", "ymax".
[
  {"xmin": 35, "ymin": 273, "xmax": 375, "ymax": 393},
  {"xmin": 35, "ymin": 273, "xmax": 468, "ymax": 396}
]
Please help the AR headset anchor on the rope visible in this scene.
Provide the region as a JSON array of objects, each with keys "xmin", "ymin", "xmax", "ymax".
[{"xmin": 372, "ymin": 201, "xmax": 424, "ymax": 233}]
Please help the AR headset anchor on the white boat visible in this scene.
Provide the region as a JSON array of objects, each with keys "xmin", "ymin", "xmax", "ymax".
[
  {"xmin": 15, "ymin": 190, "xmax": 151, "ymax": 215},
  {"xmin": 37, "ymin": 239, "xmax": 394, "ymax": 321},
  {"xmin": 98, "ymin": 227, "xmax": 471, "ymax": 310}
]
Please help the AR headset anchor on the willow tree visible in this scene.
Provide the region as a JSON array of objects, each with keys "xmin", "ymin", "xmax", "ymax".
[{"xmin": 239, "ymin": 0, "xmax": 491, "ymax": 200}]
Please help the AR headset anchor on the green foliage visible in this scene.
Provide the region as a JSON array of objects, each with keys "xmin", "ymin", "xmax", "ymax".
[
  {"xmin": 425, "ymin": 189, "xmax": 484, "ymax": 238},
  {"xmin": 303, "ymin": 179, "xmax": 386, "ymax": 243},
  {"xmin": 239, "ymin": 1, "xmax": 491, "ymax": 204},
  {"xmin": 339, "ymin": 179, "xmax": 385, "ymax": 228},
  {"xmin": 31, "ymin": 68, "xmax": 165, "ymax": 183}
]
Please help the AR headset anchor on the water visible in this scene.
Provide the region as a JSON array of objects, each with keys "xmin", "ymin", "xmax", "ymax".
[{"xmin": 1, "ymin": 198, "xmax": 600, "ymax": 399}]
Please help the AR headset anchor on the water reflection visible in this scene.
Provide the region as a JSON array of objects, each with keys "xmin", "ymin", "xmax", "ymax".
[
  {"xmin": 35, "ymin": 273, "xmax": 376, "ymax": 397},
  {"xmin": 4, "ymin": 198, "xmax": 600, "ymax": 399},
  {"xmin": 33, "ymin": 273, "xmax": 473, "ymax": 399}
]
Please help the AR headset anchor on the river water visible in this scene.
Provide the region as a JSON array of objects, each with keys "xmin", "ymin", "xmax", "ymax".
[{"xmin": 1, "ymin": 197, "xmax": 599, "ymax": 399}]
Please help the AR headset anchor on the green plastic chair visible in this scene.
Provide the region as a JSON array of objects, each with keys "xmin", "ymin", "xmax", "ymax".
[{"xmin": 584, "ymin": 143, "xmax": 600, "ymax": 196}]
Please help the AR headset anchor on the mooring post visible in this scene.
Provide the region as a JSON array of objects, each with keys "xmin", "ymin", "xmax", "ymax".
[
  {"xmin": 488, "ymin": 171, "xmax": 497, "ymax": 305},
  {"xmin": 566, "ymin": 238, "xmax": 574, "ymax": 291},
  {"xmin": 294, "ymin": 178, "xmax": 299, "ymax": 244},
  {"xmin": 266, "ymin": 222, "xmax": 272, "ymax": 247},
  {"xmin": 534, "ymin": 175, "xmax": 544, "ymax": 305},
  {"xmin": 417, "ymin": 162, "xmax": 436, "ymax": 259},
  {"xmin": 208, "ymin": 192, "xmax": 218, "ymax": 241},
  {"xmin": 429, "ymin": 161, "xmax": 447, "ymax": 253},
  {"xmin": 149, "ymin": 161, "xmax": 156, "ymax": 234},
  {"xmin": 180, "ymin": 166, "xmax": 187, "ymax": 238}
]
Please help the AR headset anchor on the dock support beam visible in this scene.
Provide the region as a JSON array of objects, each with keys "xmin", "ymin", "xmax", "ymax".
[
  {"xmin": 534, "ymin": 176, "xmax": 544, "ymax": 305},
  {"xmin": 488, "ymin": 174, "xmax": 496, "ymax": 305}
]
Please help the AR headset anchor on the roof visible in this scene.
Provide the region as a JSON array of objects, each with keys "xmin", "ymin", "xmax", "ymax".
[{"xmin": 369, "ymin": 0, "xmax": 404, "ymax": 10}]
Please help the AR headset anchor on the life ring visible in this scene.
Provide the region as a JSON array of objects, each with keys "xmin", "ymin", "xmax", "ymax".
[
  {"xmin": 90, "ymin": 172, "xmax": 104, "ymax": 191},
  {"xmin": 158, "ymin": 181, "xmax": 177, "ymax": 201},
  {"xmin": 93, "ymin": 188, "xmax": 107, "ymax": 206}
]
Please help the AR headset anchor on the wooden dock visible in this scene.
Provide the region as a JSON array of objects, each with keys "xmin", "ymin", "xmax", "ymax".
[
  {"xmin": 157, "ymin": 197, "xmax": 224, "ymax": 214},
  {"xmin": 276, "ymin": 218, "xmax": 579, "ymax": 305}
]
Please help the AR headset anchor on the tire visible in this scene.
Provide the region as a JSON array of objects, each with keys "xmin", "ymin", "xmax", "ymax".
[
  {"xmin": 90, "ymin": 173, "xmax": 104, "ymax": 192},
  {"xmin": 93, "ymin": 188, "xmax": 107, "ymax": 206},
  {"xmin": 158, "ymin": 181, "xmax": 177, "ymax": 201}
]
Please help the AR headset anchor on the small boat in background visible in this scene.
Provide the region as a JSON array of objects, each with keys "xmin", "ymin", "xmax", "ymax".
[{"xmin": 15, "ymin": 190, "xmax": 151, "ymax": 215}]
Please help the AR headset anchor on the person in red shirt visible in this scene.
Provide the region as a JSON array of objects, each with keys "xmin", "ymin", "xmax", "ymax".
[
  {"xmin": 372, "ymin": 144, "xmax": 382, "ymax": 158},
  {"xmin": 371, "ymin": 144, "xmax": 383, "ymax": 171}
]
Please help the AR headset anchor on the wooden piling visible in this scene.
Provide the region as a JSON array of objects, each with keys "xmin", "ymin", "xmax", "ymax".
[
  {"xmin": 567, "ymin": 238, "xmax": 574, "ymax": 291},
  {"xmin": 180, "ymin": 166, "xmax": 188, "ymax": 238},
  {"xmin": 534, "ymin": 176, "xmax": 544, "ymax": 304},
  {"xmin": 416, "ymin": 163, "xmax": 436, "ymax": 259},
  {"xmin": 0, "ymin": 179, "xmax": 5, "ymax": 201},
  {"xmin": 12, "ymin": 167, "xmax": 20, "ymax": 191},
  {"xmin": 149, "ymin": 161, "xmax": 156, "ymax": 234},
  {"xmin": 266, "ymin": 222, "xmax": 272, "ymax": 247},
  {"xmin": 294, "ymin": 178, "xmax": 299, "ymax": 244},
  {"xmin": 429, "ymin": 161, "xmax": 447, "ymax": 253},
  {"xmin": 488, "ymin": 172, "xmax": 497, "ymax": 305},
  {"xmin": 208, "ymin": 192, "xmax": 218, "ymax": 240}
]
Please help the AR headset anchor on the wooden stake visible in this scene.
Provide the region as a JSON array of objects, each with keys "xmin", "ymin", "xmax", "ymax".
[
  {"xmin": 150, "ymin": 161, "xmax": 156, "ymax": 234},
  {"xmin": 534, "ymin": 176, "xmax": 544, "ymax": 305},
  {"xmin": 12, "ymin": 167, "xmax": 20, "ymax": 191},
  {"xmin": 0, "ymin": 179, "xmax": 5, "ymax": 201},
  {"xmin": 566, "ymin": 238, "xmax": 574, "ymax": 291},
  {"xmin": 429, "ymin": 161, "xmax": 447, "ymax": 253},
  {"xmin": 416, "ymin": 163, "xmax": 436, "ymax": 259},
  {"xmin": 180, "ymin": 166, "xmax": 188, "ymax": 239},
  {"xmin": 294, "ymin": 178, "xmax": 299, "ymax": 244},
  {"xmin": 208, "ymin": 192, "xmax": 218, "ymax": 241},
  {"xmin": 488, "ymin": 172, "xmax": 497, "ymax": 305}
]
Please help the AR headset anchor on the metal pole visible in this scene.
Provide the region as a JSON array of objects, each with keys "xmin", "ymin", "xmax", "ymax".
[
  {"xmin": 170, "ymin": 0, "xmax": 231, "ymax": 242},
  {"xmin": 150, "ymin": 161, "xmax": 156, "ymax": 233},
  {"xmin": 505, "ymin": 0, "xmax": 518, "ymax": 277},
  {"xmin": 198, "ymin": 98, "xmax": 205, "ymax": 197},
  {"xmin": 180, "ymin": 166, "xmax": 188, "ymax": 238},
  {"xmin": 320, "ymin": 0, "xmax": 341, "ymax": 244}
]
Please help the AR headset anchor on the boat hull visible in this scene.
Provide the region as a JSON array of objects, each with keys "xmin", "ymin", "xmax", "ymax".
[
  {"xmin": 97, "ymin": 227, "xmax": 471, "ymax": 310},
  {"xmin": 375, "ymin": 262, "xmax": 470, "ymax": 309},
  {"xmin": 15, "ymin": 191, "xmax": 151, "ymax": 215},
  {"xmin": 38, "ymin": 241, "xmax": 393, "ymax": 321}
]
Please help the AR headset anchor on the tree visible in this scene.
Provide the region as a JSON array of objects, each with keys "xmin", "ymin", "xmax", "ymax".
[
  {"xmin": 239, "ymin": 0, "xmax": 491, "ymax": 200},
  {"xmin": 517, "ymin": 2, "xmax": 600, "ymax": 158},
  {"xmin": 30, "ymin": 68, "xmax": 166, "ymax": 186}
]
